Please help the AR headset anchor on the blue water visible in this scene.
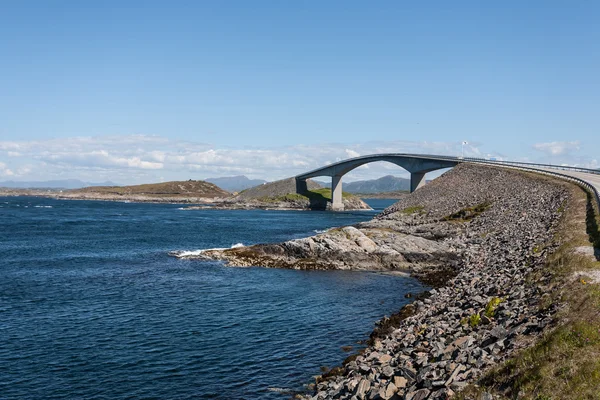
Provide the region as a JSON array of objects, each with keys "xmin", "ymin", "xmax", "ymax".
[{"xmin": 0, "ymin": 197, "xmax": 423, "ymax": 399}]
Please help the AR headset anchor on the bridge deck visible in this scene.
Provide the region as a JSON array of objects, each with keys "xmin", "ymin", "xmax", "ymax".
[{"xmin": 294, "ymin": 153, "xmax": 600, "ymax": 211}]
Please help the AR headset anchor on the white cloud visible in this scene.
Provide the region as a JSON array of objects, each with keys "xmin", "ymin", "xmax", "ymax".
[
  {"xmin": 0, "ymin": 162, "xmax": 14, "ymax": 177},
  {"xmin": 532, "ymin": 141, "xmax": 580, "ymax": 156},
  {"xmin": 38, "ymin": 149, "xmax": 164, "ymax": 170},
  {"xmin": 2, "ymin": 135, "xmax": 590, "ymax": 184},
  {"xmin": 0, "ymin": 135, "xmax": 489, "ymax": 183},
  {"xmin": 586, "ymin": 159, "xmax": 599, "ymax": 169},
  {"xmin": 345, "ymin": 149, "xmax": 360, "ymax": 158}
]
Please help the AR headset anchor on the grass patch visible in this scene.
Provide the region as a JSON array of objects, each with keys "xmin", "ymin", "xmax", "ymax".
[
  {"xmin": 444, "ymin": 202, "xmax": 491, "ymax": 222},
  {"xmin": 484, "ymin": 297, "xmax": 503, "ymax": 318},
  {"xmin": 305, "ymin": 187, "xmax": 352, "ymax": 201},
  {"xmin": 557, "ymin": 199, "xmax": 567, "ymax": 214},
  {"xmin": 401, "ymin": 205, "xmax": 425, "ymax": 215},
  {"xmin": 469, "ymin": 313, "xmax": 481, "ymax": 327},
  {"xmin": 258, "ymin": 193, "xmax": 308, "ymax": 203},
  {"xmin": 259, "ymin": 188, "xmax": 355, "ymax": 204},
  {"xmin": 457, "ymin": 184, "xmax": 600, "ymax": 400},
  {"xmin": 257, "ymin": 188, "xmax": 354, "ymax": 204}
]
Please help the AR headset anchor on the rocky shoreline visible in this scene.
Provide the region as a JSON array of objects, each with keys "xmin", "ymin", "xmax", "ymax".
[
  {"xmin": 179, "ymin": 194, "xmax": 371, "ymax": 211},
  {"xmin": 0, "ymin": 178, "xmax": 372, "ymax": 211},
  {"xmin": 0, "ymin": 187, "xmax": 229, "ymax": 204},
  {"xmin": 180, "ymin": 164, "xmax": 573, "ymax": 399}
]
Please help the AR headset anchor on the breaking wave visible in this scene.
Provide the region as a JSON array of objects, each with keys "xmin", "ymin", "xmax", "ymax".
[{"xmin": 170, "ymin": 243, "xmax": 244, "ymax": 258}]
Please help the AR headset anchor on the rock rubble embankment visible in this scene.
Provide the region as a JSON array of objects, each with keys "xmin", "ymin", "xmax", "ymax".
[{"xmin": 181, "ymin": 164, "xmax": 571, "ymax": 399}]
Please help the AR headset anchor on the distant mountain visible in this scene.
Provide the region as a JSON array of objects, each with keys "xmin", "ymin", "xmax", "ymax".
[
  {"xmin": 316, "ymin": 175, "xmax": 411, "ymax": 194},
  {"xmin": 205, "ymin": 175, "xmax": 268, "ymax": 192},
  {"xmin": 0, "ymin": 179, "xmax": 118, "ymax": 189}
]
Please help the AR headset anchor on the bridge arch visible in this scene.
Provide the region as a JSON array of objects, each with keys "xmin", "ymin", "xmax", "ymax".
[{"xmin": 295, "ymin": 154, "xmax": 459, "ymax": 211}]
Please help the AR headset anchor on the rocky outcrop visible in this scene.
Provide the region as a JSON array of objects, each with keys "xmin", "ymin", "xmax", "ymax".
[
  {"xmin": 235, "ymin": 177, "xmax": 321, "ymax": 200},
  {"xmin": 230, "ymin": 177, "xmax": 372, "ymax": 211},
  {"xmin": 179, "ymin": 164, "xmax": 572, "ymax": 399},
  {"xmin": 183, "ymin": 194, "xmax": 371, "ymax": 211},
  {"xmin": 196, "ymin": 225, "xmax": 460, "ymax": 282}
]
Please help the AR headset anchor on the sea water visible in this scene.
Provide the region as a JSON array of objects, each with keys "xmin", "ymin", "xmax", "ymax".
[{"xmin": 0, "ymin": 197, "xmax": 424, "ymax": 399}]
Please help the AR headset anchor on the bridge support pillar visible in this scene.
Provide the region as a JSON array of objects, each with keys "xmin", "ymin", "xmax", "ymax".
[
  {"xmin": 410, "ymin": 172, "xmax": 426, "ymax": 192},
  {"xmin": 331, "ymin": 175, "xmax": 344, "ymax": 211},
  {"xmin": 295, "ymin": 178, "xmax": 308, "ymax": 194}
]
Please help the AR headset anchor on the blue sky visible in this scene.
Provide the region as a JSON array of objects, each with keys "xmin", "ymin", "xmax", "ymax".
[{"xmin": 0, "ymin": 1, "xmax": 598, "ymax": 183}]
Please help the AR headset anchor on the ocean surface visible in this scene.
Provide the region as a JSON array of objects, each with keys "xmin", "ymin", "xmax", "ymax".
[{"xmin": 0, "ymin": 197, "xmax": 426, "ymax": 400}]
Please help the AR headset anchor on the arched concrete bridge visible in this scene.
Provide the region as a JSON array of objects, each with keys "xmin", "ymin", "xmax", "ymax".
[
  {"xmin": 295, "ymin": 154, "xmax": 459, "ymax": 211},
  {"xmin": 295, "ymin": 153, "xmax": 600, "ymax": 211}
]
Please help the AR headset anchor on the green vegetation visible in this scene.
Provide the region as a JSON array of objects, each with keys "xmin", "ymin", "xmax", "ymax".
[
  {"xmin": 259, "ymin": 188, "xmax": 353, "ymax": 204},
  {"xmin": 469, "ymin": 313, "xmax": 481, "ymax": 327},
  {"xmin": 258, "ymin": 193, "xmax": 308, "ymax": 203},
  {"xmin": 484, "ymin": 297, "xmax": 503, "ymax": 318},
  {"xmin": 460, "ymin": 298, "xmax": 503, "ymax": 329},
  {"xmin": 458, "ymin": 184, "xmax": 600, "ymax": 400},
  {"xmin": 401, "ymin": 205, "xmax": 425, "ymax": 215},
  {"xmin": 557, "ymin": 200, "xmax": 567, "ymax": 214},
  {"xmin": 460, "ymin": 313, "xmax": 482, "ymax": 327},
  {"xmin": 444, "ymin": 202, "xmax": 491, "ymax": 222},
  {"xmin": 306, "ymin": 187, "xmax": 352, "ymax": 200}
]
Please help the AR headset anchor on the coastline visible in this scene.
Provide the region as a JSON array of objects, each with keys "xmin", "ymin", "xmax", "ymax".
[
  {"xmin": 0, "ymin": 189, "xmax": 372, "ymax": 211},
  {"xmin": 180, "ymin": 164, "xmax": 597, "ymax": 399}
]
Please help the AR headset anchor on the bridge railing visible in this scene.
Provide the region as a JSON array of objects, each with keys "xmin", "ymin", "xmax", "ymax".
[
  {"xmin": 296, "ymin": 153, "xmax": 600, "ymax": 179},
  {"xmin": 294, "ymin": 152, "xmax": 600, "ymax": 210},
  {"xmin": 407, "ymin": 153, "xmax": 600, "ymax": 175},
  {"xmin": 378, "ymin": 153, "xmax": 600, "ymax": 209},
  {"xmin": 463, "ymin": 159, "xmax": 600, "ymax": 212}
]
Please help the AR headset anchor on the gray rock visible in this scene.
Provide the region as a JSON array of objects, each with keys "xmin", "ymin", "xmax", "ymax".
[
  {"xmin": 406, "ymin": 388, "xmax": 430, "ymax": 400},
  {"xmin": 393, "ymin": 376, "xmax": 407, "ymax": 388},
  {"xmin": 355, "ymin": 379, "xmax": 371, "ymax": 400},
  {"xmin": 382, "ymin": 365, "xmax": 394, "ymax": 378},
  {"xmin": 379, "ymin": 382, "xmax": 398, "ymax": 399}
]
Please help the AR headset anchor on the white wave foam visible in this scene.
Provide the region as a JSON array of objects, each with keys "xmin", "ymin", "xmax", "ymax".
[
  {"xmin": 171, "ymin": 243, "xmax": 245, "ymax": 258},
  {"xmin": 172, "ymin": 249, "xmax": 215, "ymax": 258},
  {"xmin": 34, "ymin": 205, "xmax": 53, "ymax": 208},
  {"xmin": 313, "ymin": 228, "xmax": 332, "ymax": 234},
  {"xmin": 268, "ymin": 387, "xmax": 292, "ymax": 393}
]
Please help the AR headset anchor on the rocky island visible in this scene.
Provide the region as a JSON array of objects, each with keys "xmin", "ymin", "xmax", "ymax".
[
  {"xmin": 182, "ymin": 177, "xmax": 371, "ymax": 211},
  {"xmin": 0, "ymin": 180, "xmax": 231, "ymax": 203},
  {"xmin": 177, "ymin": 164, "xmax": 600, "ymax": 399}
]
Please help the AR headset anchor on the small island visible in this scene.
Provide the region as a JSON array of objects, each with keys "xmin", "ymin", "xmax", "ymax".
[{"xmin": 0, "ymin": 177, "xmax": 372, "ymax": 211}]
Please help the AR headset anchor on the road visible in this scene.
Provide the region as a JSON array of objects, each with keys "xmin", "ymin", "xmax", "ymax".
[
  {"xmin": 537, "ymin": 168, "xmax": 600, "ymax": 194},
  {"xmin": 468, "ymin": 160, "xmax": 600, "ymax": 206}
]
